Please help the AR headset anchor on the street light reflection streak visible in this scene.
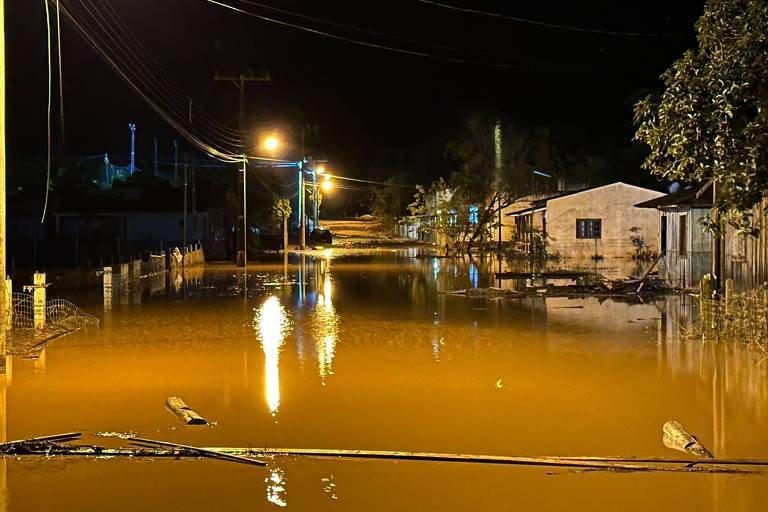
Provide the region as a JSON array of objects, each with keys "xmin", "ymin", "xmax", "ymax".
[
  {"xmin": 265, "ymin": 466, "xmax": 288, "ymax": 507},
  {"xmin": 254, "ymin": 296, "xmax": 291, "ymax": 416},
  {"xmin": 313, "ymin": 272, "xmax": 339, "ymax": 384}
]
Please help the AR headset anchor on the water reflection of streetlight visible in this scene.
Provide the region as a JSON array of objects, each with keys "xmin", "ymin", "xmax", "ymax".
[
  {"xmin": 254, "ymin": 296, "xmax": 290, "ymax": 416},
  {"xmin": 313, "ymin": 271, "xmax": 339, "ymax": 384},
  {"xmin": 265, "ymin": 466, "xmax": 288, "ymax": 507}
]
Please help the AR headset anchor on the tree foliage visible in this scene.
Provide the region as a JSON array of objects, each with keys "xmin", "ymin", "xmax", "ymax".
[
  {"xmin": 634, "ymin": 0, "xmax": 768, "ymax": 234},
  {"xmin": 271, "ymin": 197, "xmax": 292, "ymax": 228}
]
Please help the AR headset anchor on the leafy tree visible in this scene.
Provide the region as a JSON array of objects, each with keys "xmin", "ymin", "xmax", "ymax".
[
  {"xmin": 444, "ymin": 114, "xmax": 569, "ymax": 249},
  {"xmin": 272, "ymin": 197, "xmax": 292, "ymax": 250},
  {"xmin": 370, "ymin": 176, "xmax": 411, "ymax": 231},
  {"xmin": 634, "ymin": 0, "xmax": 768, "ymax": 234}
]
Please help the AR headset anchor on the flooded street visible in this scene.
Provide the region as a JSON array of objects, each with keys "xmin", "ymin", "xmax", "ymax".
[{"xmin": 2, "ymin": 250, "xmax": 768, "ymax": 511}]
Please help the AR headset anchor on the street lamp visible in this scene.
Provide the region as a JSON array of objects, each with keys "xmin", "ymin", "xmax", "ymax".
[
  {"xmin": 263, "ymin": 136, "xmax": 280, "ymax": 152},
  {"xmin": 322, "ymin": 176, "xmax": 333, "ymax": 192},
  {"xmin": 316, "ymin": 164, "xmax": 326, "ymax": 175}
]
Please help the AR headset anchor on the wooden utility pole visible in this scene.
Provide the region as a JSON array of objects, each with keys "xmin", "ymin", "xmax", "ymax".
[
  {"xmin": 213, "ymin": 70, "xmax": 271, "ymax": 136},
  {"xmin": 494, "ymin": 119, "xmax": 503, "ymax": 252},
  {"xmin": 213, "ymin": 70, "xmax": 271, "ymax": 264},
  {"xmin": 0, "ymin": 0, "xmax": 7, "ymax": 331}
]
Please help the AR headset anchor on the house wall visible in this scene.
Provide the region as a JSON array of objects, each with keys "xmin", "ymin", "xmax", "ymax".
[
  {"xmin": 545, "ymin": 183, "xmax": 664, "ymax": 259},
  {"xmin": 660, "ymin": 208, "xmax": 712, "ymax": 289},
  {"xmin": 723, "ymin": 197, "xmax": 768, "ymax": 292}
]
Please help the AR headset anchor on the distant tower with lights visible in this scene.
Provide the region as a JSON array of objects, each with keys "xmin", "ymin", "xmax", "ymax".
[{"xmin": 128, "ymin": 123, "xmax": 136, "ymax": 175}]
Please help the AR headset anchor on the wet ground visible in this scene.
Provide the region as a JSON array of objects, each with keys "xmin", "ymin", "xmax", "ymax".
[{"xmin": 1, "ymin": 249, "xmax": 767, "ymax": 511}]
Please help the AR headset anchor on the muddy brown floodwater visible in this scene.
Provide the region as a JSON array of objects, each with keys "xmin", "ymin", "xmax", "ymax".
[{"xmin": 1, "ymin": 249, "xmax": 767, "ymax": 511}]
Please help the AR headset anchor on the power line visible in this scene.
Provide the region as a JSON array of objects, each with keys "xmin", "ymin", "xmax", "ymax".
[
  {"xmin": 414, "ymin": 0, "xmax": 683, "ymax": 38},
  {"xmin": 231, "ymin": 0, "xmax": 517, "ymax": 63},
  {"xmin": 41, "ymin": 0, "xmax": 53, "ymax": 222},
  {"xmin": 73, "ymin": 0, "xmax": 243, "ymax": 148},
  {"xmin": 56, "ymin": 0, "xmax": 244, "ymax": 163},
  {"xmin": 202, "ymin": 0, "xmax": 516, "ymax": 69},
  {"xmin": 97, "ymin": 0, "xmax": 243, "ymax": 140},
  {"xmin": 325, "ymin": 173, "xmax": 411, "ymax": 187},
  {"xmin": 56, "ymin": 0, "xmax": 65, "ymax": 148}
]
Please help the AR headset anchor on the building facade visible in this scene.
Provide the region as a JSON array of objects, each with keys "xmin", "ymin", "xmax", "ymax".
[{"xmin": 510, "ymin": 182, "xmax": 664, "ymax": 259}]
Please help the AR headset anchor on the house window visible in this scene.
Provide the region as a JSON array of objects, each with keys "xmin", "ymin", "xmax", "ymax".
[
  {"xmin": 576, "ymin": 219, "xmax": 601, "ymax": 239},
  {"xmin": 679, "ymin": 214, "xmax": 687, "ymax": 257},
  {"xmin": 469, "ymin": 205, "xmax": 479, "ymax": 225}
]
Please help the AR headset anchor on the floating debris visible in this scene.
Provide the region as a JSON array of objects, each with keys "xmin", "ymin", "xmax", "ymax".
[{"xmin": 166, "ymin": 396, "xmax": 208, "ymax": 425}]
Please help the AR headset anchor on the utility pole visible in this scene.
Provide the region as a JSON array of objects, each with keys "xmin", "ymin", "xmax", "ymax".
[
  {"xmin": 494, "ymin": 119, "xmax": 503, "ymax": 252},
  {"xmin": 153, "ymin": 137, "xmax": 158, "ymax": 176},
  {"xmin": 172, "ymin": 140, "xmax": 178, "ymax": 185},
  {"xmin": 242, "ymin": 157, "xmax": 248, "ymax": 290},
  {"xmin": 214, "ymin": 69, "xmax": 271, "ymax": 264},
  {"xmin": 298, "ymin": 165, "xmax": 305, "ymax": 250},
  {"xmin": 312, "ymin": 168, "xmax": 318, "ymax": 229},
  {"xmin": 128, "ymin": 123, "xmax": 136, "ymax": 175},
  {"xmin": 213, "ymin": 70, "xmax": 271, "ymax": 137},
  {"xmin": 0, "ymin": 0, "xmax": 7, "ymax": 333},
  {"xmin": 183, "ymin": 154, "xmax": 188, "ymax": 259}
]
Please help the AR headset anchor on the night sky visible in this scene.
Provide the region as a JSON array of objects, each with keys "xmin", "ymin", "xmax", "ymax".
[{"xmin": 6, "ymin": 0, "xmax": 705, "ymax": 182}]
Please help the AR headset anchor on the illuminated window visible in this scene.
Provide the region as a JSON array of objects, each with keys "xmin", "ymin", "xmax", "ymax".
[
  {"xmin": 469, "ymin": 205, "xmax": 479, "ymax": 225},
  {"xmin": 576, "ymin": 219, "xmax": 601, "ymax": 239}
]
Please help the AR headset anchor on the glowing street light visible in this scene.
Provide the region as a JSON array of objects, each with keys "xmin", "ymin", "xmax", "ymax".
[
  {"xmin": 322, "ymin": 176, "xmax": 333, "ymax": 192},
  {"xmin": 263, "ymin": 136, "xmax": 280, "ymax": 152},
  {"xmin": 315, "ymin": 163, "xmax": 326, "ymax": 175}
]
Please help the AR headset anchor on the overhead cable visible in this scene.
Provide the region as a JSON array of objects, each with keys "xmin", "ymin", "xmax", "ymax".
[
  {"xmin": 231, "ymin": 0, "xmax": 517, "ymax": 63},
  {"xmin": 41, "ymin": 0, "xmax": 53, "ymax": 222},
  {"xmin": 202, "ymin": 0, "xmax": 516, "ymax": 69},
  {"xmin": 56, "ymin": 0, "xmax": 243, "ymax": 162},
  {"xmin": 414, "ymin": 0, "xmax": 683, "ymax": 38},
  {"xmin": 71, "ymin": 0, "xmax": 243, "ymax": 149}
]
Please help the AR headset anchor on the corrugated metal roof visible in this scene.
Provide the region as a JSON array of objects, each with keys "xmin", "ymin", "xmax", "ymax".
[{"xmin": 634, "ymin": 182, "xmax": 713, "ymax": 209}]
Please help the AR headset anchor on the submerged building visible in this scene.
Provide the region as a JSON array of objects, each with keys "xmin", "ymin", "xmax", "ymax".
[{"xmin": 508, "ymin": 182, "xmax": 665, "ymax": 259}]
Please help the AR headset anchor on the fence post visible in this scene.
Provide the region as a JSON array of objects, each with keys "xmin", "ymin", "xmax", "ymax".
[
  {"xmin": 32, "ymin": 272, "xmax": 46, "ymax": 329},
  {"xmin": 103, "ymin": 266, "xmax": 112, "ymax": 310},
  {"xmin": 4, "ymin": 277, "xmax": 10, "ymax": 330},
  {"xmin": 700, "ymin": 274, "xmax": 712, "ymax": 336},
  {"xmin": 724, "ymin": 278, "xmax": 733, "ymax": 316}
]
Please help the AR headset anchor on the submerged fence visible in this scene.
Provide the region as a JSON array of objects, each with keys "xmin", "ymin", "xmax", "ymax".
[{"xmin": 692, "ymin": 276, "xmax": 768, "ymax": 352}]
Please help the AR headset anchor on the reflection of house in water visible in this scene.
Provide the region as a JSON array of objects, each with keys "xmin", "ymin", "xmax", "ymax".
[
  {"xmin": 656, "ymin": 296, "xmax": 768, "ymax": 454},
  {"xmin": 541, "ymin": 296, "xmax": 661, "ymax": 334}
]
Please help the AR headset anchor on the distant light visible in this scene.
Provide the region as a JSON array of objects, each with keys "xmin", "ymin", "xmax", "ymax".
[
  {"xmin": 322, "ymin": 178, "xmax": 333, "ymax": 192},
  {"xmin": 263, "ymin": 136, "xmax": 280, "ymax": 152},
  {"xmin": 316, "ymin": 164, "xmax": 326, "ymax": 175}
]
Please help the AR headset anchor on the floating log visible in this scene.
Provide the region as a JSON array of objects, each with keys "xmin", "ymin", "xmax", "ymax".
[
  {"xmin": 208, "ymin": 447, "xmax": 751, "ymax": 474},
  {"xmin": 130, "ymin": 437, "xmax": 266, "ymax": 467},
  {"xmin": 2, "ymin": 440, "xmax": 761, "ymax": 474},
  {"xmin": 165, "ymin": 396, "xmax": 208, "ymax": 425},
  {"xmin": 662, "ymin": 421, "xmax": 714, "ymax": 458}
]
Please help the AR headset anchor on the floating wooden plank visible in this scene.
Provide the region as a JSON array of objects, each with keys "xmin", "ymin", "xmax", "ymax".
[
  {"xmin": 662, "ymin": 421, "xmax": 714, "ymax": 458},
  {"xmin": 130, "ymin": 437, "xmax": 266, "ymax": 467},
  {"xmin": 205, "ymin": 447, "xmax": 751, "ymax": 474},
  {"xmin": 165, "ymin": 396, "xmax": 208, "ymax": 425},
  {"xmin": 0, "ymin": 432, "xmax": 81, "ymax": 449},
  {"xmin": 3, "ymin": 441, "xmax": 762, "ymax": 474}
]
